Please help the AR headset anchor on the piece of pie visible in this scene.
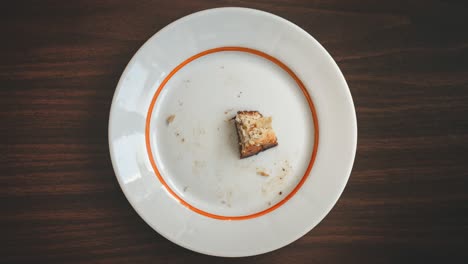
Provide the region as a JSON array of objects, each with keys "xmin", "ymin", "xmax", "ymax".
[{"xmin": 234, "ymin": 111, "xmax": 278, "ymax": 159}]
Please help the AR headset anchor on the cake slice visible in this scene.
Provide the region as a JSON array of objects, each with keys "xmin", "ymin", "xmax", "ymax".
[{"xmin": 234, "ymin": 111, "xmax": 278, "ymax": 159}]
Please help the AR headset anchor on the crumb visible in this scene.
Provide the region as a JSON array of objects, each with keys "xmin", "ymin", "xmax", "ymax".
[
  {"xmin": 282, "ymin": 168, "xmax": 285, "ymax": 171},
  {"xmin": 166, "ymin": 115, "xmax": 175, "ymax": 125},
  {"xmin": 279, "ymin": 191, "xmax": 283, "ymax": 195},
  {"xmin": 221, "ymin": 200, "xmax": 226, "ymax": 204},
  {"xmin": 175, "ymin": 132, "xmax": 180, "ymax": 137},
  {"xmin": 183, "ymin": 186, "xmax": 188, "ymax": 192},
  {"xmin": 224, "ymin": 108, "xmax": 233, "ymax": 115},
  {"xmin": 181, "ymin": 138, "xmax": 185, "ymax": 142},
  {"xmin": 257, "ymin": 171, "xmax": 269, "ymax": 177},
  {"xmin": 268, "ymin": 202, "xmax": 272, "ymax": 206},
  {"xmin": 217, "ymin": 127, "xmax": 220, "ymax": 131}
]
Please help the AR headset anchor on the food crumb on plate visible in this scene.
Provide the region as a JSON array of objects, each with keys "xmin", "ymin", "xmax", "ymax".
[
  {"xmin": 257, "ymin": 171, "xmax": 270, "ymax": 177},
  {"xmin": 166, "ymin": 114, "xmax": 175, "ymax": 125}
]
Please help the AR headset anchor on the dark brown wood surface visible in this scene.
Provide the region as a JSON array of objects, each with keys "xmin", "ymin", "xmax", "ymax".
[{"xmin": 2, "ymin": 0, "xmax": 468, "ymax": 263}]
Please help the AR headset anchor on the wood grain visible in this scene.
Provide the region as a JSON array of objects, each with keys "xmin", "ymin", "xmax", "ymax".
[{"xmin": 1, "ymin": 0, "xmax": 468, "ymax": 263}]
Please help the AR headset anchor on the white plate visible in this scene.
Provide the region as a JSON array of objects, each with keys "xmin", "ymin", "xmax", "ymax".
[{"xmin": 109, "ymin": 7, "xmax": 356, "ymax": 257}]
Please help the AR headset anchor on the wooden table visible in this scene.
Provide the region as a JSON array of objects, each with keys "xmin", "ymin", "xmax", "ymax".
[{"xmin": 2, "ymin": 1, "xmax": 467, "ymax": 263}]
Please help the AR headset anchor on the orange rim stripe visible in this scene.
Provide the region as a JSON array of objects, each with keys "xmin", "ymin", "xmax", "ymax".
[{"xmin": 145, "ymin": 47, "xmax": 319, "ymax": 220}]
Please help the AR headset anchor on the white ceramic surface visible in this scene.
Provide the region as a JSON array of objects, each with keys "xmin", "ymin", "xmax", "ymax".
[{"xmin": 109, "ymin": 7, "xmax": 357, "ymax": 257}]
